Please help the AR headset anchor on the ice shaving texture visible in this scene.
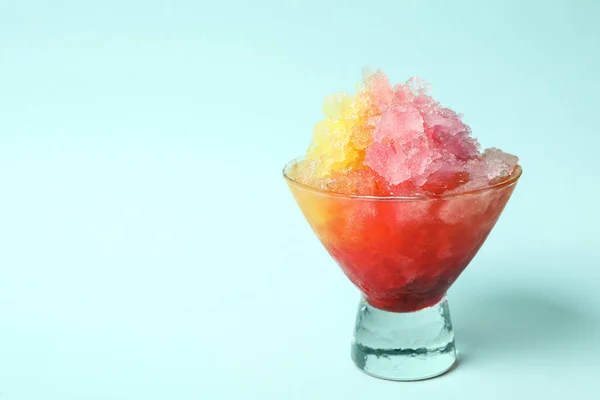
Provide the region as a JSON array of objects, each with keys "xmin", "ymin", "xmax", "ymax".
[{"xmin": 289, "ymin": 71, "xmax": 518, "ymax": 196}]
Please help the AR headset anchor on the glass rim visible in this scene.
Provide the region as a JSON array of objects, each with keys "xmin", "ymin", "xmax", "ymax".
[{"xmin": 282, "ymin": 158, "xmax": 522, "ymax": 202}]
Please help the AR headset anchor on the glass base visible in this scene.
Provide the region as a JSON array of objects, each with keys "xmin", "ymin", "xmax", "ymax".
[{"xmin": 351, "ymin": 296, "xmax": 456, "ymax": 381}]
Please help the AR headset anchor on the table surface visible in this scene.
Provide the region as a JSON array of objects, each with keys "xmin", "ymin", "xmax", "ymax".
[{"xmin": 1, "ymin": 1, "xmax": 599, "ymax": 399}]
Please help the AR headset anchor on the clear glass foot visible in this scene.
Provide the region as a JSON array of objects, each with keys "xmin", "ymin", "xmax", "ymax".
[{"xmin": 351, "ymin": 297, "xmax": 457, "ymax": 381}]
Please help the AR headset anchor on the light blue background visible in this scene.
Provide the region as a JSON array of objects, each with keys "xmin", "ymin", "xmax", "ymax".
[{"xmin": 1, "ymin": 1, "xmax": 599, "ymax": 399}]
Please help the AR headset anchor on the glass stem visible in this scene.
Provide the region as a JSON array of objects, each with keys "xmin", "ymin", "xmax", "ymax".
[{"xmin": 351, "ymin": 296, "xmax": 457, "ymax": 380}]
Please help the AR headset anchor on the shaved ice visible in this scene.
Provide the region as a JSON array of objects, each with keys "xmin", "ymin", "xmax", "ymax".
[{"xmin": 288, "ymin": 70, "xmax": 519, "ymax": 196}]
